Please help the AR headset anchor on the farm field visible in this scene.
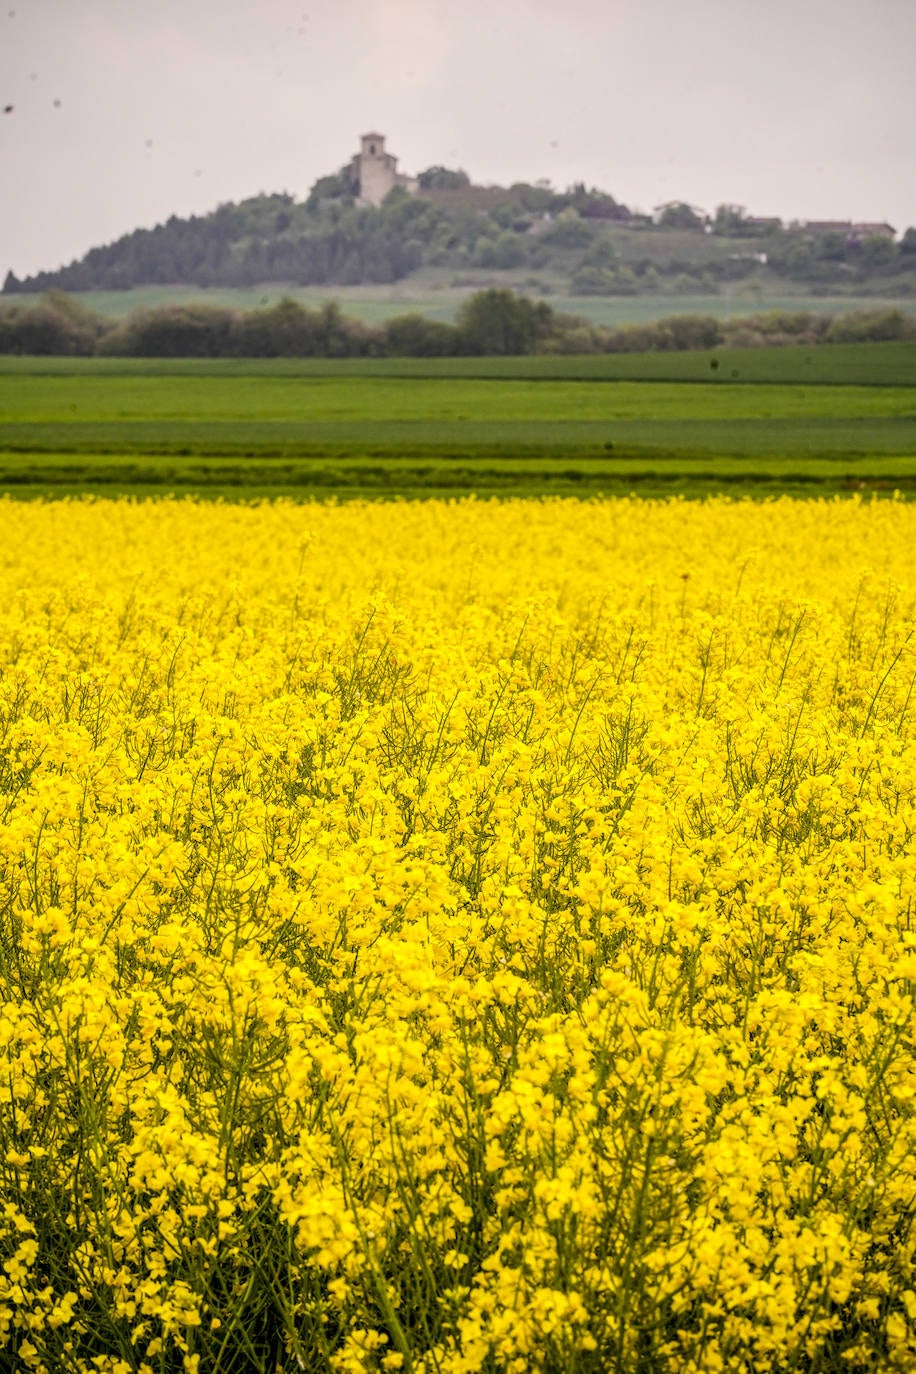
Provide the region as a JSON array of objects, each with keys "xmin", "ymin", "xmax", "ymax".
[
  {"xmin": 3, "ymin": 495, "xmax": 916, "ymax": 1372},
  {"xmin": 1, "ymin": 344, "xmax": 916, "ymax": 497},
  {"xmin": 3, "ymin": 340, "xmax": 916, "ymax": 383}
]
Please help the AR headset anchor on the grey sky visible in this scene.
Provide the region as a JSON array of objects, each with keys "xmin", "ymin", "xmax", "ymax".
[{"xmin": 1, "ymin": 0, "xmax": 914, "ymax": 279}]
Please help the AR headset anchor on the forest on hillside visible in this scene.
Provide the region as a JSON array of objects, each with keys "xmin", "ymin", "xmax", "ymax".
[{"xmin": 5, "ymin": 166, "xmax": 916, "ymax": 297}]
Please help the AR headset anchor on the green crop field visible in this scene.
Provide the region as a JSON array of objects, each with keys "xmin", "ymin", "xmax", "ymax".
[
  {"xmin": 3, "ymin": 339, "xmax": 914, "ymax": 384},
  {"xmin": 1, "ymin": 343, "xmax": 915, "ymax": 497}
]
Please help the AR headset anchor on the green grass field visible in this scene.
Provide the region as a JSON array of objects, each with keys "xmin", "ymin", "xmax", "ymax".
[
  {"xmin": 3, "ymin": 340, "xmax": 914, "ymax": 384},
  {"xmin": 1, "ymin": 342, "xmax": 915, "ymax": 497}
]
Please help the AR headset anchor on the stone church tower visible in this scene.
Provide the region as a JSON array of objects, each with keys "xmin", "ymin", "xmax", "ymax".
[{"xmin": 351, "ymin": 133, "xmax": 418, "ymax": 207}]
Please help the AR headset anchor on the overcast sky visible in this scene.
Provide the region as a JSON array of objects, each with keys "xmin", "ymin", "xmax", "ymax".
[{"xmin": 1, "ymin": 0, "xmax": 914, "ymax": 279}]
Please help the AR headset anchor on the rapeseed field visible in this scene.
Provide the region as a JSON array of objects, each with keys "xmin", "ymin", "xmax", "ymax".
[{"xmin": 1, "ymin": 494, "xmax": 916, "ymax": 1373}]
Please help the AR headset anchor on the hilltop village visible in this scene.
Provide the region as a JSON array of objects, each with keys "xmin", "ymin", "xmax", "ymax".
[
  {"xmin": 347, "ymin": 132, "xmax": 896, "ymax": 241},
  {"xmin": 3, "ymin": 131, "xmax": 912, "ymax": 296}
]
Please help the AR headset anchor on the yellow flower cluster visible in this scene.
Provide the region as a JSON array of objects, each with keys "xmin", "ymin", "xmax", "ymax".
[{"xmin": 1, "ymin": 494, "xmax": 916, "ymax": 1372}]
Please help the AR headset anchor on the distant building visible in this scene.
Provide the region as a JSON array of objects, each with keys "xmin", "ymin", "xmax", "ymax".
[
  {"xmin": 350, "ymin": 133, "xmax": 417, "ymax": 207},
  {"xmin": 800, "ymin": 220, "xmax": 853, "ymax": 236},
  {"xmin": 851, "ymin": 222, "xmax": 896, "ymax": 241},
  {"xmin": 799, "ymin": 219, "xmax": 896, "ymax": 243}
]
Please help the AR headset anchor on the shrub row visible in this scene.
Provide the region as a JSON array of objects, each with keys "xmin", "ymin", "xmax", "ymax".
[{"xmin": 0, "ymin": 289, "xmax": 914, "ymax": 358}]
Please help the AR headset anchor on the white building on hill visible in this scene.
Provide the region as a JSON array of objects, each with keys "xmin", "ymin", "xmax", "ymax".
[{"xmin": 350, "ymin": 133, "xmax": 418, "ymax": 207}]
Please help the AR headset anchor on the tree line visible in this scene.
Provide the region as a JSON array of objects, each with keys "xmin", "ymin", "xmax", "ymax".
[{"xmin": 1, "ymin": 290, "xmax": 913, "ymax": 358}]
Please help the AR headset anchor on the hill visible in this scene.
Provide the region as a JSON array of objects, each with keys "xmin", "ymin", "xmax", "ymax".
[{"xmin": 5, "ymin": 155, "xmax": 916, "ymax": 298}]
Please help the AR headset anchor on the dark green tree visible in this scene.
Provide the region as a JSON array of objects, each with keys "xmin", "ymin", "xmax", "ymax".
[
  {"xmin": 456, "ymin": 289, "xmax": 553, "ymax": 354},
  {"xmin": 857, "ymin": 235, "xmax": 898, "ymax": 271},
  {"xmin": 712, "ymin": 205, "xmax": 746, "ymax": 235},
  {"xmin": 383, "ymin": 313, "xmax": 458, "ymax": 356},
  {"xmin": 815, "ymin": 231, "xmax": 848, "ymax": 262},
  {"xmin": 417, "ymin": 166, "xmax": 471, "ymax": 190},
  {"xmin": 657, "ymin": 202, "xmax": 706, "ymax": 230}
]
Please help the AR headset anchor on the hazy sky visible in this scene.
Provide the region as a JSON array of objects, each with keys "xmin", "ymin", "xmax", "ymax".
[{"xmin": 1, "ymin": 0, "xmax": 914, "ymax": 279}]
